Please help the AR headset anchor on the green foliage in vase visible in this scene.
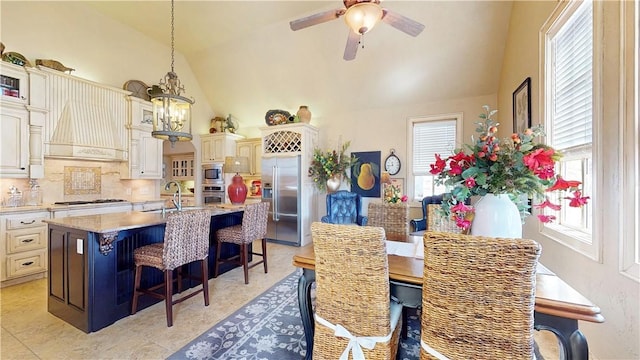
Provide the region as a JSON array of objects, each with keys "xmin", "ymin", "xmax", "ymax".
[{"xmin": 308, "ymin": 141, "xmax": 359, "ymax": 191}]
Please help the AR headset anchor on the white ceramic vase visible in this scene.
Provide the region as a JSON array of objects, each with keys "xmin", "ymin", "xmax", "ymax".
[
  {"xmin": 326, "ymin": 175, "xmax": 341, "ymax": 193},
  {"xmin": 470, "ymin": 194, "xmax": 522, "ymax": 238}
]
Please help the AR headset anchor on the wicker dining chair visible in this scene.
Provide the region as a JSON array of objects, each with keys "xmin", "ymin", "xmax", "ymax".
[
  {"xmin": 420, "ymin": 231, "xmax": 541, "ymax": 359},
  {"xmin": 367, "ymin": 202, "xmax": 410, "ymax": 241},
  {"xmin": 310, "ymin": 222, "xmax": 403, "ymax": 360},
  {"xmin": 411, "ymin": 194, "xmax": 471, "ymax": 233},
  {"xmin": 131, "ymin": 210, "xmax": 212, "ymax": 327},
  {"xmin": 214, "ymin": 202, "xmax": 269, "ymax": 284}
]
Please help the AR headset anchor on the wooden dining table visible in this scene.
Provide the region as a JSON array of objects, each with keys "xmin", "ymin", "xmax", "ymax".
[{"xmin": 292, "ymin": 237, "xmax": 604, "ymax": 360}]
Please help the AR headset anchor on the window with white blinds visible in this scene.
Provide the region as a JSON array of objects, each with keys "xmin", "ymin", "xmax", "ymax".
[
  {"xmin": 550, "ymin": 0, "xmax": 593, "ymax": 151},
  {"xmin": 412, "ymin": 120, "xmax": 457, "ymax": 175},
  {"xmin": 541, "ymin": 0, "xmax": 599, "ymax": 259},
  {"xmin": 409, "ymin": 113, "xmax": 461, "ymax": 201}
]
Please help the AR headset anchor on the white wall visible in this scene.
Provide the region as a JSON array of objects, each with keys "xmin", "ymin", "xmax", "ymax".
[
  {"xmin": 498, "ymin": 1, "xmax": 639, "ymax": 358},
  {"xmin": 311, "ymin": 94, "xmax": 497, "ymax": 223}
]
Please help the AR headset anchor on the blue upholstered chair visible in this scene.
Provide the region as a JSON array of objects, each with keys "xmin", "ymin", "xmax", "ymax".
[
  {"xmin": 321, "ymin": 190, "xmax": 368, "ymax": 226},
  {"xmin": 410, "ymin": 194, "xmax": 446, "ymax": 232}
]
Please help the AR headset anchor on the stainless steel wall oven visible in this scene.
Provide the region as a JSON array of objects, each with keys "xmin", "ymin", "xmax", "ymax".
[{"xmin": 202, "ymin": 184, "xmax": 225, "ymax": 205}]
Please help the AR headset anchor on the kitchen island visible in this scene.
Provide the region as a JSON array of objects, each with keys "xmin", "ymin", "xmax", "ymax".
[{"xmin": 43, "ymin": 207, "xmax": 244, "ymax": 333}]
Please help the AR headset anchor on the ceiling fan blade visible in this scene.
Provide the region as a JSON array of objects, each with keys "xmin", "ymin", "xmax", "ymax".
[
  {"xmin": 381, "ymin": 9, "xmax": 425, "ymax": 37},
  {"xmin": 343, "ymin": 31, "xmax": 360, "ymax": 61},
  {"xmin": 290, "ymin": 8, "xmax": 345, "ymax": 31}
]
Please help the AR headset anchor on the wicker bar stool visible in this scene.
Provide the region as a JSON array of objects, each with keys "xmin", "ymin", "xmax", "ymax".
[
  {"xmin": 214, "ymin": 202, "xmax": 269, "ymax": 284},
  {"xmin": 367, "ymin": 202, "xmax": 410, "ymax": 241},
  {"xmin": 310, "ymin": 222, "xmax": 403, "ymax": 359},
  {"xmin": 420, "ymin": 231, "xmax": 541, "ymax": 359},
  {"xmin": 131, "ymin": 210, "xmax": 212, "ymax": 327}
]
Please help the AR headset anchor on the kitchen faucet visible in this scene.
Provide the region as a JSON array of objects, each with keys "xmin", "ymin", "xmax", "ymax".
[{"xmin": 165, "ymin": 181, "xmax": 182, "ymax": 211}]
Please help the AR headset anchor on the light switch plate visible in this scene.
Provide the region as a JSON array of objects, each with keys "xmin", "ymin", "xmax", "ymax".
[{"xmin": 77, "ymin": 239, "xmax": 83, "ymax": 254}]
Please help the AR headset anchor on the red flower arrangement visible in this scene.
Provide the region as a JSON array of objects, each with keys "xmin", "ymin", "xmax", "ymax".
[{"xmin": 429, "ymin": 106, "xmax": 589, "ymax": 230}]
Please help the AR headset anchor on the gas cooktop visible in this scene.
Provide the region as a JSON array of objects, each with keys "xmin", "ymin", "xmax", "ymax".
[{"xmin": 53, "ymin": 199, "xmax": 128, "ymax": 206}]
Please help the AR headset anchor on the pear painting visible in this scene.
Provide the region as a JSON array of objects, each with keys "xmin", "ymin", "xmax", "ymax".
[
  {"xmin": 357, "ymin": 163, "xmax": 375, "ymax": 190},
  {"xmin": 350, "ymin": 151, "xmax": 381, "ymax": 197}
]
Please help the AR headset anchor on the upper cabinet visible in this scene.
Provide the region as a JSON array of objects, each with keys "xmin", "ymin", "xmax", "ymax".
[
  {"xmin": 201, "ymin": 133, "xmax": 244, "ymax": 163},
  {"xmin": 236, "ymin": 138, "xmax": 262, "ymax": 176},
  {"xmin": 0, "ymin": 63, "xmax": 47, "ymax": 179},
  {"xmin": 0, "ymin": 106, "xmax": 29, "ymax": 177},
  {"xmin": 1, "ymin": 63, "xmax": 29, "ymax": 104},
  {"xmin": 121, "ymin": 97, "xmax": 163, "ymax": 179},
  {"xmin": 261, "ymin": 123, "xmax": 318, "ymax": 185},
  {"xmin": 170, "ymin": 155, "xmax": 195, "ymax": 180}
]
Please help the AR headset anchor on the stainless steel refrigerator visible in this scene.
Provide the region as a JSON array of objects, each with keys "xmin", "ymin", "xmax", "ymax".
[{"xmin": 261, "ymin": 155, "xmax": 301, "ymax": 246}]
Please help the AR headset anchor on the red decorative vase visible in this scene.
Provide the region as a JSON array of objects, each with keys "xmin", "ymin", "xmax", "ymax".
[{"xmin": 228, "ymin": 174, "xmax": 248, "ymax": 204}]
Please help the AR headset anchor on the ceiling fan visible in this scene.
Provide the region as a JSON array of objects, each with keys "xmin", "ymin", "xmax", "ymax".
[{"xmin": 289, "ymin": 0, "xmax": 425, "ymax": 61}]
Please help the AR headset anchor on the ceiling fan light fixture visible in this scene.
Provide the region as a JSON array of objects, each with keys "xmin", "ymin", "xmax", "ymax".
[
  {"xmin": 151, "ymin": 0, "xmax": 194, "ymax": 147},
  {"xmin": 344, "ymin": 2, "xmax": 382, "ymax": 34}
]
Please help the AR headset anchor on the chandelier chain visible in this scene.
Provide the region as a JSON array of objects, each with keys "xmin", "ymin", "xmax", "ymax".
[{"xmin": 170, "ymin": 0, "xmax": 175, "ymax": 73}]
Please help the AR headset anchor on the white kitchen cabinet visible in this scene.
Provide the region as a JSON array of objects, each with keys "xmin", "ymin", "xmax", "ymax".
[
  {"xmin": 161, "ymin": 194, "xmax": 195, "ymax": 208},
  {"xmin": 236, "ymin": 138, "xmax": 262, "ymax": 175},
  {"xmin": 0, "ymin": 62, "xmax": 29, "ymax": 105},
  {"xmin": 138, "ymin": 131, "xmax": 163, "ymax": 178},
  {"xmin": 0, "ymin": 210, "xmax": 49, "ymax": 286},
  {"xmin": 122, "ymin": 97, "xmax": 163, "ymax": 179},
  {"xmin": 201, "ymin": 133, "xmax": 244, "ymax": 163},
  {"xmin": 0, "ymin": 106, "xmax": 29, "ymax": 177},
  {"xmin": 170, "ymin": 155, "xmax": 195, "ymax": 180},
  {"xmin": 0, "ymin": 62, "xmax": 46, "ymax": 179}
]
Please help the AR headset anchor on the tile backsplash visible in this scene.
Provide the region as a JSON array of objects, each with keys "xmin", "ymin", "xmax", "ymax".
[
  {"xmin": 1, "ymin": 158, "xmax": 161, "ymax": 205},
  {"xmin": 63, "ymin": 166, "xmax": 101, "ymax": 195}
]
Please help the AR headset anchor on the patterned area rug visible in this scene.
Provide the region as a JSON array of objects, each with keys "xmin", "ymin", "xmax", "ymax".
[{"xmin": 168, "ymin": 271, "xmax": 422, "ymax": 360}]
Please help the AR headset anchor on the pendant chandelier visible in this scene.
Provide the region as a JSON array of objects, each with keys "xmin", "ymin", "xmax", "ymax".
[{"xmin": 151, "ymin": 0, "xmax": 194, "ymax": 147}]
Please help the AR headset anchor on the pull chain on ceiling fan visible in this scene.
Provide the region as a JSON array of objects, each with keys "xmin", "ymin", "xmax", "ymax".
[{"xmin": 289, "ymin": 0, "xmax": 425, "ymax": 61}]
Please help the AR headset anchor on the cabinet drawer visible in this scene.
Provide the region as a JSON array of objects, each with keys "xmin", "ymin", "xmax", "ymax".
[
  {"xmin": 6, "ymin": 250, "xmax": 47, "ymax": 279},
  {"xmin": 7, "ymin": 227, "xmax": 46, "ymax": 253},
  {"xmin": 6, "ymin": 214, "xmax": 48, "ymax": 229}
]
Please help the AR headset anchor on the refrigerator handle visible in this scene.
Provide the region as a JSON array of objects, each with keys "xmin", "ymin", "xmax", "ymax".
[{"xmin": 272, "ymin": 165, "xmax": 278, "ymax": 221}]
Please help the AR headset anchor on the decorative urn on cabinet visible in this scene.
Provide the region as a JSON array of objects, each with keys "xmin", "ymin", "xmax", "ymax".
[{"xmin": 296, "ymin": 106, "xmax": 312, "ymax": 123}]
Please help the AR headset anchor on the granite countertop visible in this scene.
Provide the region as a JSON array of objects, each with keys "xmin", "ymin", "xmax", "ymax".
[
  {"xmin": 0, "ymin": 199, "xmax": 165, "ymax": 215},
  {"xmin": 0, "ymin": 204, "xmax": 50, "ymax": 215},
  {"xmin": 42, "ymin": 205, "xmax": 239, "ymax": 234}
]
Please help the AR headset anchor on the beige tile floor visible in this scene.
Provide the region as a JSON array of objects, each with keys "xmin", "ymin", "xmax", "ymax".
[{"xmin": 1, "ymin": 241, "xmax": 564, "ymax": 359}]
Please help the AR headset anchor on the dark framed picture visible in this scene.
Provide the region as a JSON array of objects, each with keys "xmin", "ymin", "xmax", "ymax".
[
  {"xmin": 350, "ymin": 151, "xmax": 381, "ymax": 197},
  {"xmin": 513, "ymin": 77, "xmax": 531, "ymax": 134}
]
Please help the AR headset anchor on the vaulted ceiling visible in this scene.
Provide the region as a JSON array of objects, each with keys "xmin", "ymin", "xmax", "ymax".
[{"xmin": 86, "ymin": 1, "xmax": 513, "ymax": 131}]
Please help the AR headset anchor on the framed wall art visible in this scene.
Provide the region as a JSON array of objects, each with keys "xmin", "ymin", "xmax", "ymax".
[
  {"xmin": 350, "ymin": 151, "xmax": 381, "ymax": 197},
  {"xmin": 382, "ymin": 178, "xmax": 404, "ymax": 202},
  {"xmin": 513, "ymin": 77, "xmax": 531, "ymax": 134}
]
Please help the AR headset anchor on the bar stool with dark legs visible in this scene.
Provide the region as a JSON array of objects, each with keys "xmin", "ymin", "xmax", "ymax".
[
  {"xmin": 214, "ymin": 202, "xmax": 269, "ymax": 284},
  {"xmin": 131, "ymin": 210, "xmax": 212, "ymax": 327}
]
